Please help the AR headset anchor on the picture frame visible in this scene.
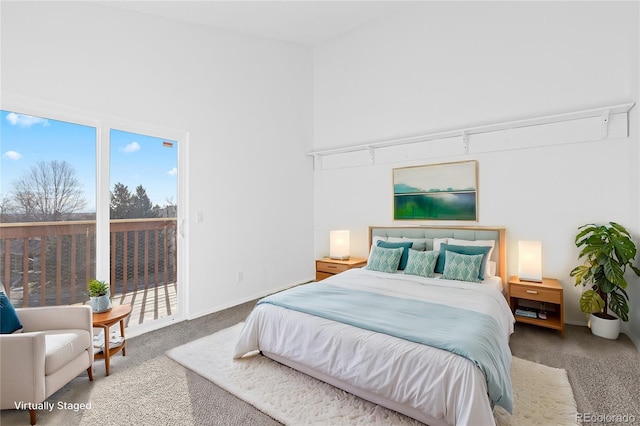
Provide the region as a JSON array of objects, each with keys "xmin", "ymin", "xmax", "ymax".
[{"xmin": 393, "ymin": 160, "xmax": 478, "ymax": 221}]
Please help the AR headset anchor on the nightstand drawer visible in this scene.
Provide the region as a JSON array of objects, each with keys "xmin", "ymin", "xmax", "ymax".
[
  {"xmin": 510, "ymin": 284, "xmax": 561, "ymax": 303},
  {"xmin": 316, "ymin": 261, "xmax": 350, "ymax": 274}
]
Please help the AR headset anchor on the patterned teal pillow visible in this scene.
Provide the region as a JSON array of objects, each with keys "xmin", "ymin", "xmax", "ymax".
[
  {"xmin": 376, "ymin": 240, "xmax": 413, "ymax": 270},
  {"xmin": 441, "ymin": 251, "xmax": 483, "ymax": 283},
  {"xmin": 366, "ymin": 246, "xmax": 403, "ymax": 273},
  {"xmin": 404, "ymin": 249, "xmax": 439, "ymax": 278},
  {"xmin": 435, "ymin": 243, "xmax": 491, "ymax": 278}
]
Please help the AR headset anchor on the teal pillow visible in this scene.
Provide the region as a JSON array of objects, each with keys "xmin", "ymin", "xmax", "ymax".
[
  {"xmin": 366, "ymin": 246, "xmax": 403, "ymax": 273},
  {"xmin": 404, "ymin": 249, "xmax": 439, "ymax": 278},
  {"xmin": 441, "ymin": 251, "xmax": 484, "ymax": 283},
  {"xmin": 376, "ymin": 240, "xmax": 413, "ymax": 270},
  {"xmin": 0, "ymin": 292, "xmax": 23, "ymax": 334},
  {"xmin": 435, "ymin": 243, "xmax": 491, "ymax": 279}
]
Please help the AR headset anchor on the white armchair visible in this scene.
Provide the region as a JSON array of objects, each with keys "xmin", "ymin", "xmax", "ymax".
[{"xmin": 0, "ymin": 305, "xmax": 94, "ymax": 425}]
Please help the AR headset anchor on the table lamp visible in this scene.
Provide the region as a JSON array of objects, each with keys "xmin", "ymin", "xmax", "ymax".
[
  {"xmin": 518, "ymin": 240, "xmax": 542, "ymax": 282},
  {"xmin": 330, "ymin": 230, "xmax": 350, "ymax": 260}
]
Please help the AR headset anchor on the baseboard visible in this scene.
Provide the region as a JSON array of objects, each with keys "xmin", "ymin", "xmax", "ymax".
[
  {"xmin": 126, "ymin": 314, "xmax": 183, "ymax": 338},
  {"xmin": 564, "ymin": 319, "xmax": 588, "ymax": 327}
]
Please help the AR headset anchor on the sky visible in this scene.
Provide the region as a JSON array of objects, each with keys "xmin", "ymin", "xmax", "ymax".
[{"xmin": 0, "ymin": 110, "xmax": 177, "ymax": 213}]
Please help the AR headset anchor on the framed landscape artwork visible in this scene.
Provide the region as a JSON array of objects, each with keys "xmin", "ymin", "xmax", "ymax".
[{"xmin": 393, "ymin": 160, "xmax": 478, "ymax": 221}]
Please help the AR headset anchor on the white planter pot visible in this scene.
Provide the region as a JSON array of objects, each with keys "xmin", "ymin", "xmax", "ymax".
[
  {"xmin": 91, "ymin": 295, "xmax": 111, "ymax": 313},
  {"xmin": 589, "ymin": 313, "xmax": 620, "ymax": 340}
]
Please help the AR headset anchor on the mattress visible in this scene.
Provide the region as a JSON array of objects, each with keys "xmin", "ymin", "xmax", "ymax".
[{"xmin": 234, "ymin": 268, "xmax": 515, "ymax": 426}]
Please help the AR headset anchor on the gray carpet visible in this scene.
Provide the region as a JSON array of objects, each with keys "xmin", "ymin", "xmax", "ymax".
[
  {"xmin": 1, "ymin": 301, "xmax": 638, "ymax": 425},
  {"xmin": 509, "ymin": 322, "xmax": 640, "ymax": 423}
]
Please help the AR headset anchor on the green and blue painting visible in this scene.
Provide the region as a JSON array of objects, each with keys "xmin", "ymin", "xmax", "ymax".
[{"xmin": 393, "ymin": 161, "xmax": 477, "ymax": 221}]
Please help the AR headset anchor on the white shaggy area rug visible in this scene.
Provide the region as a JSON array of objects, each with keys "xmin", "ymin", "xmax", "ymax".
[{"xmin": 166, "ymin": 323, "xmax": 579, "ymax": 425}]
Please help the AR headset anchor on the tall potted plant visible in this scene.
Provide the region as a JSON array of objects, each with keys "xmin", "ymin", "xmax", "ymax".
[
  {"xmin": 88, "ymin": 279, "xmax": 111, "ymax": 313},
  {"xmin": 570, "ymin": 222, "xmax": 640, "ymax": 339}
]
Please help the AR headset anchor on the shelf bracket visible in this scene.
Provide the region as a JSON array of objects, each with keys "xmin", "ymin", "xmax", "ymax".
[
  {"xmin": 368, "ymin": 146, "xmax": 376, "ymax": 163},
  {"xmin": 461, "ymin": 131, "xmax": 469, "ymax": 154},
  {"xmin": 313, "ymin": 154, "xmax": 323, "ymax": 171},
  {"xmin": 601, "ymin": 109, "xmax": 610, "ymax": 139}
]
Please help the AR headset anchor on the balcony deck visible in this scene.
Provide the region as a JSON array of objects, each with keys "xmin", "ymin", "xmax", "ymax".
[{"xmin": 116, "ymin": 280, "xmax": 177, "ymax": 326}]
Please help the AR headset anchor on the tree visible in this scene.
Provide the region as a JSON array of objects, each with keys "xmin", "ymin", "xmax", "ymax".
[
  {"xmin": 131, "ymin": 185, "xmax": 157, "ymax": 218},
  {"xmin": 110, "ymin": 182, "xmax": 133, "ymax": 219},
  {"xmin": 11, "ymin": 160, "xmax": 87, "ymax": 222},
  {"xmin": 110, "ymin": 182, "xmax": 159, "ymax": 219},
  {"xmin": 0, "ymin": 193, "xmax": 16, "ymax": 222}
]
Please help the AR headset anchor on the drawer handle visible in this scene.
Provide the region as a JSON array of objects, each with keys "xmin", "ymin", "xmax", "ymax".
[
  {"xmin": 327, "ymin": 265, "xmax": 338, "ymax": 269},
  {"xmin": 526, "ymin": 290, "xmax": 538, "ymax": 294}
]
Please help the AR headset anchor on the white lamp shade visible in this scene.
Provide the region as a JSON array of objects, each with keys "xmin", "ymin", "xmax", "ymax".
[
  {"xmin": 518, "ymin": 241, "xmax": 542, "ymax": 282},
  {"xmin": 330, "ymin": 230, "xmax": 350, "ymax": 260}
]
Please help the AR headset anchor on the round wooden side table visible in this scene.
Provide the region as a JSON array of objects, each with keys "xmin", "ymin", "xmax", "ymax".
[{"xmin": 92, "ymin": 304, "xmax": 132, "ymax": 376}]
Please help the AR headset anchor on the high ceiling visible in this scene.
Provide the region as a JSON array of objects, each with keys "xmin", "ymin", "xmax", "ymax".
[{"xmin": 98, "ymin": 1, "xmax": 416, "ymax": 47}]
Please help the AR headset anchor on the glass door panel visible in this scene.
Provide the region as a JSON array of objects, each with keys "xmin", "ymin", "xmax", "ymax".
[
  {"xmin": 0, "ymin": 110, "xmax": 96, "ymax": 307},
  {"xmin": 109, "ymin": 129, "xmax": 178, "ymax": 326}
]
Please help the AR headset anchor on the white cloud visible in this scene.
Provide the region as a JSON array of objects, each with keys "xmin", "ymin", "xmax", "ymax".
[
  {"xmin": 167, "ymin": 167, "xmax": 177, "ymax": 176},
  {"xmin": 122, "ymin": 142, "xmax": 141, "ymax": 153},
  {"xmin": 6, "ymin": 112, "xmax": 49, "ymax": 128},
  {"xmin": 3, "ymin": 150, "xmax": 23, "ymax": 160}
]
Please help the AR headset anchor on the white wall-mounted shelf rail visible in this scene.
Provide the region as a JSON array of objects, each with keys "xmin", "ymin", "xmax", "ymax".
[{"xmin": 306, "ymin": 102, "xmax": 635, "ymax": 159}]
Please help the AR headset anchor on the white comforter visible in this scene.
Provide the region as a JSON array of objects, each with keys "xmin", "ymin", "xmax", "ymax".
[{"xmin": 234, "ymin": 269, "xmax": 515, "ymax": 426}]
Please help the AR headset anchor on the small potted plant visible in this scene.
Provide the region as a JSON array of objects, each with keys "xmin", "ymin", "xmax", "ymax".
[
  {"xmin": 570, "ymin": 222, "xmax": 640, "ymax": 339},
  {"xmin": 88, "ymin": 279, "xmax": 111, "ymax": 313}
]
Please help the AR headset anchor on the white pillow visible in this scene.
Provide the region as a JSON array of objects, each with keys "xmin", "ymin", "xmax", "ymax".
[
  {"xmin": 433, "ymin": 238, "xmax": 448, "ymax": 252},
  {"xmin": 368, "ymin": 237, "xmax": 385, "ymax": 263},
  {"xmin": 487, "ymin": 260, "xmax": 496, "ymax": 278},
  {"xmin": 371, "ymin": 236, "xmax": 387, "ymax": 247},
  {"xmin": 447, "ymin": 238, "xmax": 496, "ymax": 278}
]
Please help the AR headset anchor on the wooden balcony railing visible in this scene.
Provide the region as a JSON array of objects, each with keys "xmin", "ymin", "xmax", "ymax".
[{"xmin": 0, "ymin": 219, "xmax": 177, "ymax": 313}]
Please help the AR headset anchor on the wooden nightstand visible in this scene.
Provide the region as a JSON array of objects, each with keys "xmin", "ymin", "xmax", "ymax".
[
  {"xmin": 316, "ymin": 257, "xmax": 367, "ymax": 281},
  {"xmin": 508, "ymin": 276, "xmax": 564, "ymax": 336}
]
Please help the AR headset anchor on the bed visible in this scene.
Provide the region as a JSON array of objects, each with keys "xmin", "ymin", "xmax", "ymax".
[{"xmin": 234, "ymin": 226, "xmax": 514, "ymax": 426}]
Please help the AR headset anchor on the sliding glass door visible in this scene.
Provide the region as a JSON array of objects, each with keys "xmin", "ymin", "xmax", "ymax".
[{"xmin": 1, "ymin": 107, "xmax": 185, "ymax": 329}]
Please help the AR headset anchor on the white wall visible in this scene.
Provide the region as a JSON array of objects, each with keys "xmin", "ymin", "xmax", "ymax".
[
  {"xmin": 1, "ymin": 2, "xmax": 315, "ymax": 319},
  {"xmin": 313, "ymin": 1, "xmax": 640, "ymax": 343}
]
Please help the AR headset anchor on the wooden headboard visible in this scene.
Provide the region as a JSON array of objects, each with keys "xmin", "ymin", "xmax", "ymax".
[{"xmin": 368, "ymin": 225, "xmax": 507, "ymax": 284}]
